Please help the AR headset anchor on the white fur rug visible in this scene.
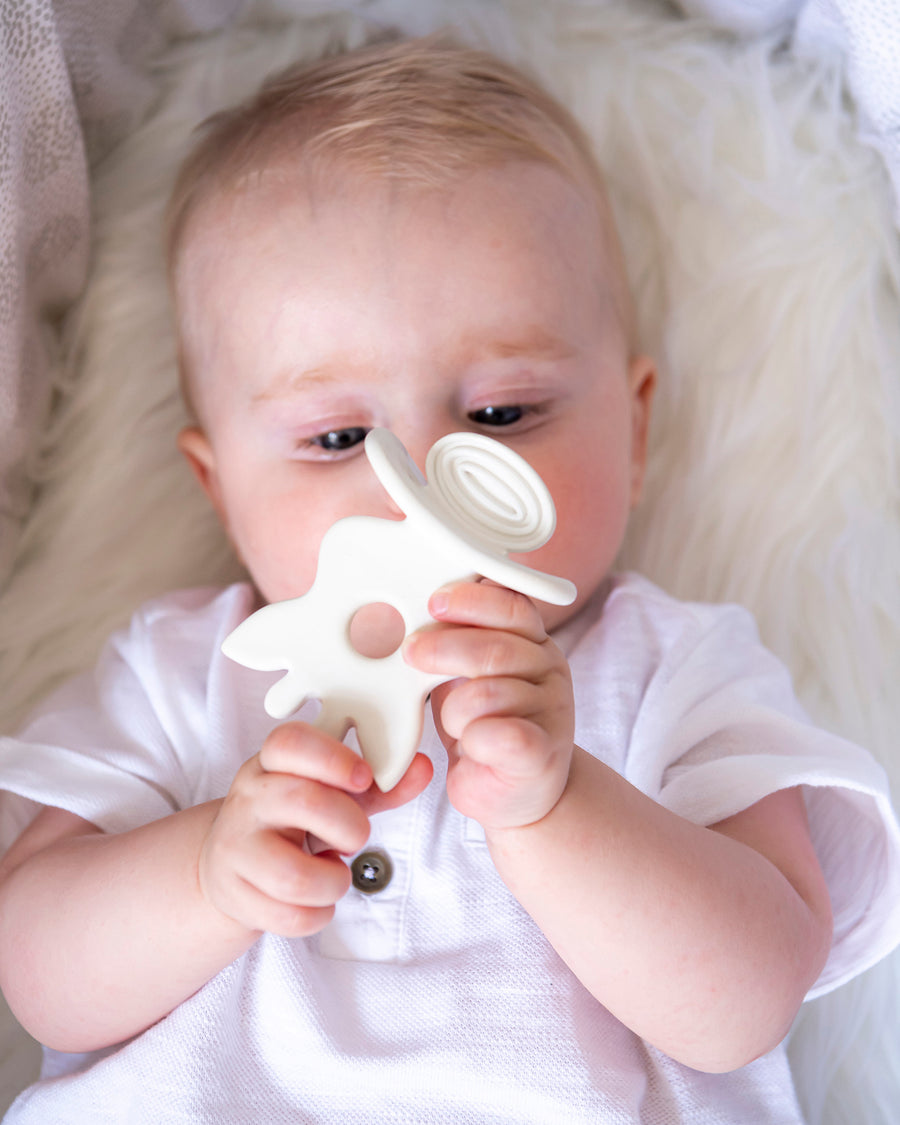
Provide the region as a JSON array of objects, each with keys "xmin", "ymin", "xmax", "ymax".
[{"xmin": 1, "ymin": 0, "xmax": 899, "ymax": 1120}]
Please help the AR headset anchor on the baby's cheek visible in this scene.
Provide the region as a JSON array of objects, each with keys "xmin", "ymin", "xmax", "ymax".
[
  {"xmin": 539, "ymin": 493, "xmax": 629, "ymax": 620},
  {"xmin": 239, "ymin": 529, "xmax": 321, "ymax": 604}
]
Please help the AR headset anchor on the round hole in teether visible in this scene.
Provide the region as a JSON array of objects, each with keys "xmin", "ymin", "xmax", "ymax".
[{"xmin": 348, "ymin": 603, "xmax": 406, "ymax": 660}]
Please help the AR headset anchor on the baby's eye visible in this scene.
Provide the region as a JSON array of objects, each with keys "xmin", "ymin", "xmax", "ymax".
[
  {"xmin": 312, "ymin": 426, "xmax": 369, "ymax": 452},
  {"xmin": 468, "ymin": 405, "xmax": 524, "ymax": 427}
]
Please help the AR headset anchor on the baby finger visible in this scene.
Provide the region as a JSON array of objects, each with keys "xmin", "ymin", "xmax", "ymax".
[
  {"xmin": 254, "ymin": 775, "xmax": 370, "ymax": 857},
  {"xmin": 259, "ymin": 722, "xmax": 372, "ymax": 793},
  {"xmin": 437, "ymin": 675, "xmax": 543, "ymax": 741},
  {"xmin": 456, "ymin": 714, "xmax": 556, "ymax": 779},
  {"xmin": 220, "ymin": 872, "xmax": 341, "ymax": 938},
  {"xmin": 234, "ymin": 831, "xmax": 351, "ymax": 910},
  {"xmin": 406, "ymin": 625, "xmax": 551, "ymax": 683},
  {"xmin": 429, "ymin": 581, "xmax": 547, "ymax": 641}
]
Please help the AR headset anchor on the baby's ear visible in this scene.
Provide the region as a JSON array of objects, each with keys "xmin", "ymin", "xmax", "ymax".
[
  {"xmin": 177, "ymin": 426, "xmax": 228, "ymax": 526},
  {"xmin": 628, "ymin": 355, "xmax": 656, "ymax": 506}
]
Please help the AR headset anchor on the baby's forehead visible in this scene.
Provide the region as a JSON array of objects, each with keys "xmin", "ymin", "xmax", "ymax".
[
  {"xmin": 178, "ymin": 156, "xmax": 635, "ymax": 373},
  {"xmin": 180, "ymin": 152, "xmax": 617, "ymax": 270}
]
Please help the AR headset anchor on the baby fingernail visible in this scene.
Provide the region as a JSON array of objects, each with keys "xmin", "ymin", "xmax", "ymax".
[{"xmin": 430, "ymin": 590, "xmax": 450, "ymax": 615}]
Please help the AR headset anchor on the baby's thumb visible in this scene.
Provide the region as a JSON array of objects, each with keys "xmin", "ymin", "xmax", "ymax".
[{"xmin": 357, "ymin": 751, "xmax": 433, "ymax": 817}]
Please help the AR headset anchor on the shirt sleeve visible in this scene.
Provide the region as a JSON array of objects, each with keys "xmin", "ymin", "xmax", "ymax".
[
  {"xmin": 625, "ymin": 597, "xmax": 900, "ymax": 998},
  {"xmin": 0, "ymin": 586, "xmax": 246, "ymax": 837}
]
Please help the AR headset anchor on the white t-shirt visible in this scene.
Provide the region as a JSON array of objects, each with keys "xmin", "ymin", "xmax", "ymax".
[{"xmin": 1, "ymin": 573, "xmax": 899, "ymax": 1124}]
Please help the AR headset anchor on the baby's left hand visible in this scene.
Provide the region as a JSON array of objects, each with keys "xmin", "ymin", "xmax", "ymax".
[{"xmin": 403, "ymin": 581, "xmax": 575, "ymax": 829}]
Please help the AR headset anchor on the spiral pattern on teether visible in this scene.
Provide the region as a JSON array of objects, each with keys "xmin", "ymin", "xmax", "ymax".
[{"xmin": 425, "ymin": 433, "xmax": 556, "ymax": 554}]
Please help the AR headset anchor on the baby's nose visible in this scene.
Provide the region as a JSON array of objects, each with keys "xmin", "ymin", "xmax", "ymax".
[{"xmin": 363, "ymin": 468, "xmax": 406, "ymax": 522}]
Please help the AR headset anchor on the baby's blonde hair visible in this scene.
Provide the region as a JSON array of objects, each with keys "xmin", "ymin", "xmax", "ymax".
[{"xmin": 166, "ymin": 33, "xmax": 635, "ymax": 386}]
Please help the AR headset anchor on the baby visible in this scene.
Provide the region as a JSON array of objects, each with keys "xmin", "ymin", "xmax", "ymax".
[{"xmin": 1, "ymin": 35, "xmax": 899, "ymax": 1125}]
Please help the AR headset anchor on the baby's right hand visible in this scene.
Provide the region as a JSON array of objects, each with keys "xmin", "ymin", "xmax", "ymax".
[{"xmin": 198, "ymin": 722, "xmax": 430, "ymax": 937}]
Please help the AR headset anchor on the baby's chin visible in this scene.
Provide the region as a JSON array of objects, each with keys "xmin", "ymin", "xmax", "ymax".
[
  {"xmin": 250, "ymin": 571, "xmax": 315, "ymax": 608},
  {"xmin": 538, "ymin": 601, "xmax": 578, "ymax": 635},
  {"xmin": 542, "ymin": 576, "xmax": 613, "ymax": 635}
]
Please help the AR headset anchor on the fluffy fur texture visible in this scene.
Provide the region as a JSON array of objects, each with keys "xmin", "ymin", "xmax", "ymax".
[{"xmin": 1, "ymin": 0, "xmax": 898, "ymax": 1119}]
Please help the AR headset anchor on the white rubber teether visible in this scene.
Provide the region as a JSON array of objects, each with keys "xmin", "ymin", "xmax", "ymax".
[{"xmin": 222, "ymin": 429, "xmax": 576, "ymax": 791}]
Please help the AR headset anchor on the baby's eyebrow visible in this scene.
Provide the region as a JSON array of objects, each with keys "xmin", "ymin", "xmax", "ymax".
[
  {"xmin": 475, "ymin": 328, "xmax": 576, "ymax": 362},
  {"xmin": 251, "ymin": 329, "xmax": 576, "ymax": 405},
  {"xmin": 252, "ymin": 366, "xmax": 340, "ymax": 403}
]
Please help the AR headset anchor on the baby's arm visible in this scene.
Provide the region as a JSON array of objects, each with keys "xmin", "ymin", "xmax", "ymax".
[
  {"xmin": 0, "ymin": 726, "xmax": 431, "ymax": 1053},
  {"xmin": 488, "ymin": 761, "xmax": 831, "ymax": 1073},
  {"xmin": 406, "ymin": 582, "xmax": 833, "ymax": 1074}
]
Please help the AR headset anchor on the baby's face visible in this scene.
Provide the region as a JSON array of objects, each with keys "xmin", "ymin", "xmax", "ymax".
[{"xmin": 176, "ymin": 161, "xmax": 654, "ymax": 632}]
